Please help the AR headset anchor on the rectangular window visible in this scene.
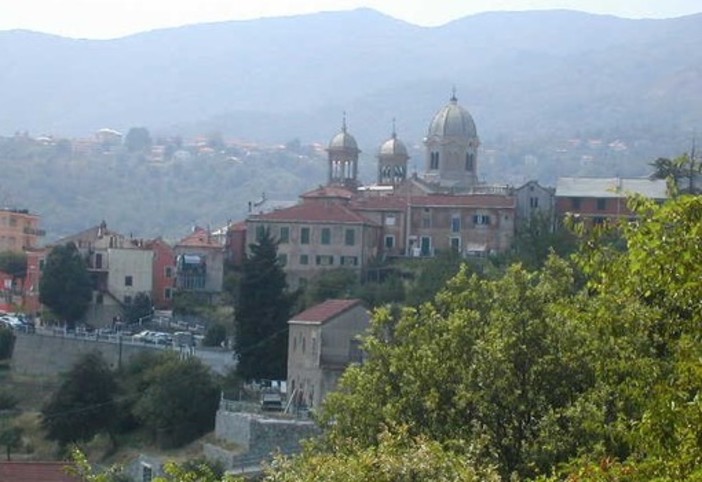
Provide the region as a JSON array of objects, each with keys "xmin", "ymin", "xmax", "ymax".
[
  {"xmin": 345, "ymin": 229, "xmax": 355, "ymax": 246},
  {"xmin": 278, "ymin": 253, "xmax": 288, "ymax": 266},
  {"xmin": 530, "ymin": 197, "xmax": 539, "ymax": 208},
  {"xmin": 279, "ymin": 226, "xmax": 290, "ymax": 243},
  {"xmin": 450, "ymin": 237, "xmax": 461, "ymax": 251},
  {"xmin": 473, "ymin": 214, "xmax": 491, "ymax": 226},
  {"xmin": 571, "ymin": 197, "xmax": 581, "ymax": 210},
  {"xmin": 256, "ymin": 225, "xmax": 266, "ymax": 241},
  {"xmin": 384, "ymin": 235, "xmax": 395, "ymax": 249},
  {"xmin": 124, "ymin": 295, "xmax": 133, "ymax": 305},
  {"xmin": 384, "ymin": 214, "xmax": 396, "ymax": 226},
  {"xmin": 95, "ymin": 253, "xmax": 103, "ymax": 269},
  {"xmin": 301, "ymin": 227, "xmax": 310, "ymax": 244},
  {"xmin": 451, "ymin": 214, "xmax": 461, "ymax": 233},
  {"xmin": 95, "ymin": 293, "xmax": 104, "ymax": 305},
  {"xmin": 315, "ymin": 255, "xmax": 334, "ymax": 266},
  {"xmin": 165, "ymin": 287, "xmax": 173, "ymax": 300},
  {"xmin": 422, "ymin": 217, "xmax": 431, "ymax": 228},
  {"xmin": 299, "ymin": 254, "xmax": 309, "ymax": 265},
  {"xmin": 165, "ymin": 266, "xmax": 173, "ymax": 278},
  {"xmin": 341, "ymin": 256, "xmax": 358, "ymax": 266},
  {"xmin": 597, "ymin": 198, "xmax": 607, "ymax": 210},
  {"xmin": 125, "ymin": 275, "xmax": 133, "ymax": 287},
  {"xmin": 321, "ymin": 228, "xmax": 331, "ymax": 245}
]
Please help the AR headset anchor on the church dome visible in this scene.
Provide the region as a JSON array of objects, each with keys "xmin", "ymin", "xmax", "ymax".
[
  {"xmin": 427, "ymin": 93, "xmax": 477, "ymax": 139},
  {"xmin": 379, "ymin": 134, "xmax": 408, "ymax": 157},
  {"xmin": 329, "ymin": 130, "xmax": 358, "ymax": 150},
  {"xmin": 328, "ymin": 114, "xmax": 359, "ymax": 151}
]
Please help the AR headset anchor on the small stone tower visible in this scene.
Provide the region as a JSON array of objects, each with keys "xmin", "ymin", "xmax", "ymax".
[
  {"xmin": 326, "ymin": 113, "xmax": 360, "ymax": 188},
  {"xmin": 377, "ymin": 119, "xmax": 409, "ymax": 186}
]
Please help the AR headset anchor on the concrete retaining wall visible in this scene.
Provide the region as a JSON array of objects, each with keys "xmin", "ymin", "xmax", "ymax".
[
  {"xmin": 10, "ymin": 332, "xmax": 159, "ymax": 376},
  {"xmin": 208, "ymin": 410, "xmax": 319, "ymax": 471}
]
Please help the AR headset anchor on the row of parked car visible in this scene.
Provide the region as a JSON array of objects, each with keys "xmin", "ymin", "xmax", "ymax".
[{"xmin": 0, "ymin": 313, "xmax": 35, "ymax": 333}]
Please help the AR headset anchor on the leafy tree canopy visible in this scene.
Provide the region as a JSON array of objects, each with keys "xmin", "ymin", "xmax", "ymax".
[
  {"xmin": 124, "ymin": 127, "xmax": 152, "ymax": 153},
  {"xmin": 124, "ymin": 291, "xmax": 152, "ymax": 324},
  {"xmin": 41, "ymin": 352, "xmax": 118, "ymax": 447},
  {"xmin": 0, "ymin": 326, "xmax": 15, "ymax": 360},
  {"xmin": 0, "ymin": 251, "xmax": 27, "ymax": 279},
  {"xmin": 39, "ymin": 242, "xmax": 92, "ymax": 326},
  {"xmin": 132, "ymin": 353, "xmax": 219, "ymax": 448}
]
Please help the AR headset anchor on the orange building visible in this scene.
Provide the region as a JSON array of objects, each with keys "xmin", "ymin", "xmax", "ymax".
[{"xmin": 0, "ymin": 208, "xmax": 44, "ymax": 252}]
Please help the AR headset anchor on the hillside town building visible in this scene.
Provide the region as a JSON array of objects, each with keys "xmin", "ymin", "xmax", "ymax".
[{"xmin": 238, "ymin": 92, "xmax": 527, "ymax": 288}]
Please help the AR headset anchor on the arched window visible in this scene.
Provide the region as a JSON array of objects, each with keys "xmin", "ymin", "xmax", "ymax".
[
  {"xmin": 430, "ymin": 152, "xmax": 440, "ymax": 170},
  {"xmin": 465, "ymin": 152, "xmax": 474, "ymax": 171}
]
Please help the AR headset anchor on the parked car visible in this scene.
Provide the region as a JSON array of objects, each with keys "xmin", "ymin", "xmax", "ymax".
[
  {"xmin": 133, "ymin": 330, "xmax": 158, "ymax": 343},
  {"xmin": 260, "ymin": 392, "xmax": 284, "ymax": 412}
]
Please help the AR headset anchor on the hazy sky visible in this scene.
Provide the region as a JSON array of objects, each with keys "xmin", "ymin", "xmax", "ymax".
[{"xmin": 2, "ymin": 0, "xmax": 701, "ymax": 39}]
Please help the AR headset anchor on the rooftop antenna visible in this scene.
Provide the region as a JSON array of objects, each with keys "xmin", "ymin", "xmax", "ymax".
[
  {"xmin": 450, "ymin": 85, "xmax": 457, "ymax": 102},
  {"xmin": 391, "ymin": 117, "xmax": 397, "ymax": 139},
  {"xmin": 342, "ymin": 111, "xmax": 347, "ymax": 133}
]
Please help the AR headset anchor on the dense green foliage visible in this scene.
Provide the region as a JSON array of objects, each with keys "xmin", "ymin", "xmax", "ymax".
[
  {"xmin": 39, "ymin": 242, "xmax": 92, "ymax": 326},
  {"xmin": 203, "ymin": 322, "xmax": 227, "ymax": 347},
  {"xmin": 123, "ymin": 292, "xmax": 152, "ymax": 324},
  {"xmin": 41, "ymin": 351, "xmax": 220, "ymax": 452},
  {"xmin": 0, "ymin": 326, "xmax": 15, "ymax": 360},
  {"xmin": 649, "ymin": 153, "xmax": 701, "ymax": 194},
  {"xmin": 41, "ymin": 352, "xmax": 118, "ymax": 447},
  {"xmin": 0, "ymin": 251, "xmax": 27, "ymax": 279},
  {"xmin": 67, "ymin": 194, "xmax": 702, "ymax": 482},
  {"xmin": 235, "ymin": 229, "xmax": 293, "ymax": 381},
  {"xmin": 132, "ymin": 353, "xmax": 219, "ymax": 448},
  {"xmin": 264, "ymin": 194, "xmax": 702, "ymax": 481}
]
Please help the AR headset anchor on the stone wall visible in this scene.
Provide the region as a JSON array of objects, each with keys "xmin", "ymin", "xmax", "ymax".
[{"xmin": 206, "ymin": 409, "xmax": 319, "ymax": 471}]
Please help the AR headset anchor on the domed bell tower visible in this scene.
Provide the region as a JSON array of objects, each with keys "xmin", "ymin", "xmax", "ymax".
[
  {"xmin": 377, "ymin": 119, "xmax": 409, "ymax": 187},
  {"xmin": 326, "ymin": 113, "xmax": 360, "ymax": 188}
]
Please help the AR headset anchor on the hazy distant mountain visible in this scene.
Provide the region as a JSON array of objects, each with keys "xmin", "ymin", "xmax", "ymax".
[
  {"xmin": 1, "ymin": 8, "xmax": 701, "ymax": 240},
  {"xmin": 1, "ymin": 8, "xmax": 700, "ymax": 151}
]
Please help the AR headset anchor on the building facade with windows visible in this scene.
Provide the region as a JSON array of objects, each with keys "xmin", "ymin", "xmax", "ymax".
[
  {"xmin": 48, "ymin": 221, "xmax": 155, "ymax": 325},
  {"xmin": 0, "ymin": 208, "xmax": 44, "ymax": 252},
  {"xmin": 555, "ymin": 177, "xmax": 668, "ymax": 225},
  {"xmin": 246, "ymin": 196, "xmax": 382, "ymax": 290},
  {"xmin": 287, "ymin": 298, "xmax": 369, "ymax": 410},
  {"xmin": 174, "ymin": 227, "xmax": 225, "ymax": 301},
  {"xmin": 237, "ymin": 92, "xmax": 531, "ymax": 284}
]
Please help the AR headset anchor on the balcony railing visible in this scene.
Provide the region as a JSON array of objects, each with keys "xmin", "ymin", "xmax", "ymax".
[{"xmin": 23, "ymin": 227, "xmax": 46, "ymax": 236}]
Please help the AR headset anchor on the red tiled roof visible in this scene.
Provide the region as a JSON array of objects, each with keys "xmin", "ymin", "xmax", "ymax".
[
  {"xmin": 410, "ymin": 194, "xmax": 515, "ymax": 208},
  {"xmin": 301, "ymin": 186, "xmax": 355, "ymax": 200},
  {"xmin": 228, "ymin": 221, "xmax": 247, "ymax": 231},
  {"xmin": 251, "ymin": 202, "xmax": 377, "ymax": 225},
  {"xmin": 290, "ymin": 299, "xmax": 364, "ymax": 324},
  {"xmin": 177, "ymin": 228, "xmax": 220, "ymax": 248},
  {"xmin": 350, "ymin": 196, "xmax": 408, "ymax": 211},
  {"xmin": 0, "ymin": 462, "xmax": 79, "ymax": 482}
]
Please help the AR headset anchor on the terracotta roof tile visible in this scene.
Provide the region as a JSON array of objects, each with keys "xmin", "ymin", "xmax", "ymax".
[
  {"xmin": 0, "ymin": 462, "xmax": 79, "ymax": 482},
  {"xmin": 301, "ymin": 186, "xmax": 355, "ymax": 200},
  {"xmin": 350, "ymin": 196, "xmax": 408, "ymax": 211},
  {"xmin": 177, "ymin": 228, "xmax": 221, "ymax": 248},
  {"xmin": 290, "ymin": 299, "xmax": 364, "ymax": 324},
  {"xmin": 251, "ymin": 202, "xmax": 376, "ymax": 225}
]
